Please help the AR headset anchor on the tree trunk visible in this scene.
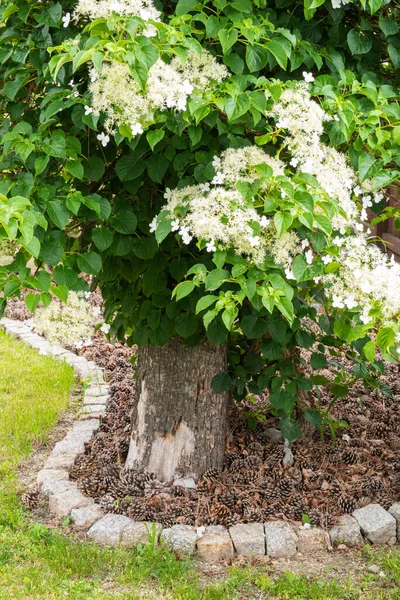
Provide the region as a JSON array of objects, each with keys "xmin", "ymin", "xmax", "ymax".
[{"xmin": 125, "ymin": 337, "xmax": 230, "ymax": 482}]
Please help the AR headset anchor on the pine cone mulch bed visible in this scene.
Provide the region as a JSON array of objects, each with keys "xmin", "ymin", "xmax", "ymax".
[{"xmin": 70, "ymin": 335, "xmax": 400, "ymax": 530}]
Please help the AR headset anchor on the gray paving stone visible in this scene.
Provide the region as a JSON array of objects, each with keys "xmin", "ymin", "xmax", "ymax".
[
  {"xmin": 87, "ymin": 514, "xmax": 132, "ymax": 547},
  {"xmin": 329, "ymin": 515, "xmax": 363, "ymax": 547},
  {"xmin": 121, "ymin": 522, "xmax": 163, "ymax": 547},
  {"xmin": 44, "ymin": 453, "xmax": 76, "ymax": 470},
  {"xmin": 71, "ymin": 504, "xmax": 104, "ymax": 527},
  {"xmin": 229, "ymin": 523, "xmax": 265, "ymax": 557},
  {"xmin": 196, "ymin": 526, "xmax": 234, "ymax": 562},
  {"xmin": 49, "ymin": 488, "xmax": 91, "ymax": 518},
  {"xmin": 84, "ymin": 385, "xmax": 109, "ymax": 397},
  {"xmin": 52, "ymin": 428, "xmax": 94, "ymax": 456},
  {"xmin": 37, "ymin": 469, "xmax": 69, "ymax": 489},
  {"xmin": 83, "ymin": 395, "xmax": 108, "ymax": 405},
  {"xmin": 264, "ymin": 521, "xmax": 298, "ymax": 558},
  {"xmin": 388, "ymin": 504, "xmax": 400, "ymax": 542},
  {"xmin": 161, "ymin": 525, "xmax": 198, "ymax": 554},
  {"xmin": 80, "ymin": 404, "xmax": 106, "ymax": 415},
  {"xmin": 353, "ymin": 504, "xmax": 397, "ymax": 545},
  {"xmin": 297, "ymin": 527, "xmax": 331, "ymax": 553},
  {"xmin": 41, "ymin": 479, "xmax": 73, "ymax": 496}
]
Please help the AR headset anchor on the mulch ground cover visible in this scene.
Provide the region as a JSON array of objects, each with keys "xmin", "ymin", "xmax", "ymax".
[{"xmin": 6, "ymin": 296, "xmax": 400, "ymax": 530}]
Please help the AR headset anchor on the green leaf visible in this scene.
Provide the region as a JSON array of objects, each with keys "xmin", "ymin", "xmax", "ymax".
[
  {"xmin": 358, "ymin": 154, "xmax": 376, "ymax": 181},
  {"xmin": 155, "ymin": 219, "xmax": 171, "ymax": 244},
  {"xmin": 52, "ymin": 285, "xmax": 68, "ymax": 303},
  {"xmin": 196, "ymin": 295, "xmax": 218, "ymax": 313},
  {"xmin": 173, "ymin": 280, "xmax": 195, "ymax": 301},
  {"xmin": 4, "ymin": 281, "xmax": 20, "ymax": 298},
  {"xmin": 304, "ymin": 409, "xmax": 322, "ymax": 429},
  {"xmin": 35, "ymin": 270, "xmax": 51, "ymax": 292},
  {"xmin": 212, "ymin": 373, "xmax": 232, "ymax": 393},
  {"xmin": 241, "ymin": 315, "xmax": 267, "ymax": 339},
  {"xmin": 77, "ymin": 251, "xmax": 102, "ymax": 275},
  {"xmin": 92, "ymin": 228, "xmax": 113, "ymax": 251},
  {"xmin": 65, "ymin": 160, "xmax": 84, "ymax": 180},
  {"xmin": 379, "ymin": 16, "xmax": 399, "ymax": 36},
  {"xmin": 175, "ymin": 312, "xmax": 198, "ymax": 338},
  {"xmin": 47, "ymin": 200, "xmax": 71, "ymax": 230},
  {"xmin": 245, "ymin": 44, "xmax": 269, "ymax": 72},
  {"xmin": 222, "ymin": 306, "xmax": 238, "ymax": 330},
  {"xmin": 347, "ymin": 325, "xmax": 367, "ymax": 343},
  {"xmin": 205, "ymin": 269, "xmax": 230, "ymax": 291},
  {"xmin": 274, "ymin": 212, "xmax": 293, "ymax": 237},
  {"xmin": 376, "ymin": 326, "xmax": 395, "ymax": 351},
  {"xmin": 279, "ymin": 418, "xmax": 302, "ymax": 442},
  {"xmin": 225, "ymin": 93, "xmax": 250, "ymax": 122},
  {"xmin": 131, "ymin": 236, "xmax": 158, "ymax": 259},
  {"xmin": 330, "ymin": 383, "xmax": 349, "ymax": 399},
  {"xmin": 24, "ymin": 293, "xmax": 40, "ymax": 313},
  {"xmin": 84, "ymin": 157, "xmax": 105, "ymax": 181},
  {"xmin": 110, "ymin": 211, "xmax": 138, "ymax": 234},
  {"xmin": 218, "ymin": 28, "xmax": 238, "ymax": 54},
  {"xmin": 363, "ymin": 340, "xmax": 376, "ymax": 362},
  {"xmin": 292, "ymin": 254, "xmax": 308, "ymax": 282},
  {"xmin": 35, "ymin": 155, "xmax": 49, "ymax": 176},
  {"xmin": 175, "ymin": 0, "xmax": 199, "ymax": 15},
  {"xmin": 4, "ymin": 77, "xmax": 25, "ymax": 101},
  {"xmin": 48, "ymin": 135, "xmax": 66, "ymax": 158},
  {"xmin": 347, "ymin": 30, "xmax": 372, "ymax": 55},
  {"xmin": 267, "ymin": 41, "xmax": 288, "ymax": 69},
  {"xmin": 146, "ymin": 129, "xmax": 165, "ymax": 150},
  {"xmin": 310, "ymin": 352, "xmax": 327, "ymax": 369}
]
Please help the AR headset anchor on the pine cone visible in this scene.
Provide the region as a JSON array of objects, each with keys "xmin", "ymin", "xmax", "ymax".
[
  {"xmin": 338, "ymin": 493, "xmax": 356, "ymax": 514},
  {"xmin": 294, "ymin": 447, "xmax": 312, "ymax": 469},
  {"xmin": 341, "ymin": 450, "xmax": 358, "ymax": 465},
  {"xmin": 219, "ymin": 492, "xmax": 238, "ymax": 510},
  {"xmin": 202, "ymin": 468, "xmax": 221, "ymax": 482},
  {"xmin": 229, "ymin": 458, "xmax": 247, "ymax": 474},
  {"xmin": 21, "ymin": 486, "xmax": 40, "ymax": 510},
  {"xmin": 260, "ymin": 478, "xmax": 281, "ymax": 502},
  {"xmin": 224, "ymin": 451, "xmax": 241, "ymax": 467},
  {"xmin": 279, "ymin": 476, "xmax": 294, "ymax": 498},
  {"xmin": 99, "ymin": 493, "xmax": 117, "ymax": 512},
  {"xmin": 374, "ymin": 490, "xmax": 393, "ymax": 510},
  {"xmin": 127, "ymin": 499, "xmax": 149, "ymax": 521},
  {"xmin": 210, "ymin": 502, "xmax": 231, "ymax": 526},
  {"xmin": 247, "ymin": 441, "xmax": 264, "ymax": 457}
]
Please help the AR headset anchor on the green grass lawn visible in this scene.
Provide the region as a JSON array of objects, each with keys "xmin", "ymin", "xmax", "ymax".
[{"xmin": 0, "ymin": 328, "xmax": 399, "ymax": 599}]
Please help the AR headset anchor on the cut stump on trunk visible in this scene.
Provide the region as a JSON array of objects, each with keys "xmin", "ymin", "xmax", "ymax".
[{"xmin": 125, "ymin": 337, "xmax": 230, "ymax": 481}]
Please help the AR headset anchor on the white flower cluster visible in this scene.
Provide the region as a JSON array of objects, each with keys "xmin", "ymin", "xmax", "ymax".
[
  {"xmin": 33, "ymin": 292, "xmax": 102, "ymax": 347},
  {"xmin": 211, "ymin": 145, "xmax": 285, "ymax": 188},
  {"xmin": 323, "ymin": 235, "xmax": 400, "ymax": 325},
  {"xmin": 171, "ymin": 50, "xmax": 229, "ymax": 89},
  {"xmin": 268, "ymin": 84, "xmax": 365, "ymax": 230},
  {"xmin": 331, "ymin": 0, "xmax": 351, "ymax": 8},
  {"xmin": 159, "ymin": 146, "xmax": 301, "ymax": 267},
  {"xmin": 0, "ymin": 239, "xmax": 19, "ymax": 266},
  {"xmin": 89, "ymin": 51, "xmax": 229, "ymax": 138},
  {"xmin": 74, "ymin": 0, "xmax": 160, "ymax": 22}
]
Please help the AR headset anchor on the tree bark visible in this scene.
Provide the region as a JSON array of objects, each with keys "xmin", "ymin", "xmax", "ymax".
[{"xmin": 125, "ymin": 337, "xmax": 230, "ymax": 481}]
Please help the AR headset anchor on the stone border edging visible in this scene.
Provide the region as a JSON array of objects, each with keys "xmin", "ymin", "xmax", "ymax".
[{"xmin": 1, "ymin": 316, "xmax": 400, "ymax": 562}]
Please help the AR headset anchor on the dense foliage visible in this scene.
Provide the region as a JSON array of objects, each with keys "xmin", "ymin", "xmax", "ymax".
[{"xmin": 1, "ymin": 0, "xmax": 400, "ymax": 439}]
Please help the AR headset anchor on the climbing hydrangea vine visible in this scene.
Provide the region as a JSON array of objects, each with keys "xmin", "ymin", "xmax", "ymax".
[{"xmin": 1, "ymin": 0, "xmax": 400, "ymax": 438}]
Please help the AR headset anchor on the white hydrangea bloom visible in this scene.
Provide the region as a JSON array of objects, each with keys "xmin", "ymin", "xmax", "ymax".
[
  {"xmin": 74, "ymin": 0, "xmax": 161, "ymax": 21},
  {"xmin": 268, "ymin": 85, "xmax": 361, "ymax": 230},
  {"xmin": 331, "ymin": 0, "xmax": 351, "ymax": 8},
  {"xmin": 323, "ymin": 235, "xmax": 400, "ymax": 323},
  {"xmin": 89, "ymin": 50, "xmax": 228, "ymax": 134},
  {"xmin": 170, "ymin": 50, "xmax": 230, "ymax": 89},
  {"xmin": 33, "ymin": 292, "xmax": 102, "ymax": 347}
]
